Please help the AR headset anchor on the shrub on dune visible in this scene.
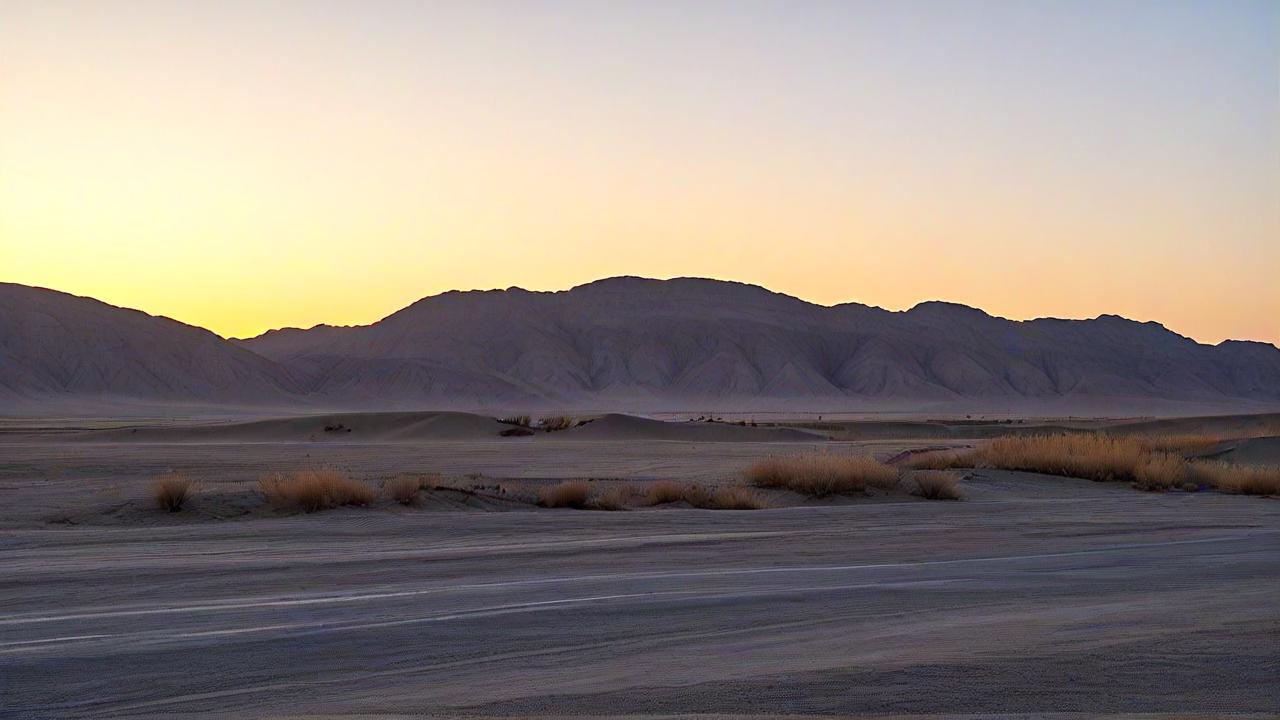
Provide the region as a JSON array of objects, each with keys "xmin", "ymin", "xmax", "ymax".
[
  {"xmin": 1190, "ymin": 461, "xmax": 1280, "ymax": 496},
  {"xmin": 644, "ymin": 480, "xmax": 687, "ymax": 506},
  {"xmin": 151, "ymin": 474, "xmax": 197, "ymax": 512},
  {"xmin": 1133, "ymin": 433, "xmax": 1225, "ymax": 455},
  {"xmin": 383, "ymin": 476, "xmax": 424, "ymax": 505},
  {"xmin": 696, "ymin": 481, "xmax": 762, "ymax": 509},
  {"xmin": 745, "ymin": 453, "xmax": 898, "ymax": 496},
  {"xmin": 537, "ymin": 480, "xmax": 591, "ymax": 508},
  {"xmin": 974, "ymin": 434, "xmax": 1148, "ymax": 482},
  {"xmin": 640, "ymin": 481, "xmax": 765, "ymax": 509},
  {"xmin": 591, "ymin": 484, "xmax": 638, "ymax": 511},
  {"xmin": 909, "ymin": 471, "xmax": 963, "ymax": 500},
  {"xmin": 1132, "ymin": 452, "xmax": 1189, "ymax": 491},
  {"xmin": 540, "ymin": 416, "xmax": 577, "ymax": 432},
  {"xmin": 259, "ymin": 470, "xmax": 377, "ymax": 512}
]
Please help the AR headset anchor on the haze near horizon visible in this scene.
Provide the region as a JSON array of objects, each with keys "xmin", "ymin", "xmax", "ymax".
[{"xmin": 2, "ymin": 0, "xmax": 1277, "ymax": 344}]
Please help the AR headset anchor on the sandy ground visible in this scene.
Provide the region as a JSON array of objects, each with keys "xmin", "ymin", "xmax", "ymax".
[{"xmin": 1, "ymin": 416, "xmax": 1278, "ymax": 718}]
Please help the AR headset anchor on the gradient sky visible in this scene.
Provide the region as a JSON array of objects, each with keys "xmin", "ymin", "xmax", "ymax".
[{"xmin": 2, "ymin": 0, "xmax": 1277, "ymax": 343}]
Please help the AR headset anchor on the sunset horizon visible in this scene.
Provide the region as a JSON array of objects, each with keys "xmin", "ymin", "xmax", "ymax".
[
  {"xmin": 10, "ymin": 273, "xmax": 1277, "ymax": 347},
  {"xmin": 3, "ymin": 3, "xmax": 1278, "ymax": 717},
  {"xmin": 4, "ymin": 1, "xmax": 1276, "ymax": 344}
]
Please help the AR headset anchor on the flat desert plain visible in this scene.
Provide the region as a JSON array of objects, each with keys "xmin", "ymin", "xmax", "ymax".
[{"xmin": 1, "ymin": 412, "xmax": 1278, "ymax": 719}]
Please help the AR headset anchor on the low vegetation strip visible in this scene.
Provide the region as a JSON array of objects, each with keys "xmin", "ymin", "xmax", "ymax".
[
  {"xmin": 260, "ymin": 470, "xmax": 377, "ymax": 512},
  {"xmin": 1190, "ymin": 461, "xmax": 1280, "ymax": 496},
  {"xmin": 910, "ymin": 471, "xmax": 963, "ymax": 500},
  {"xmin": 903, "ymin": 433, "xmax": 1279, "ymax": 496},
  {"xmin": 538, "ymin": 480, "xmax": 591, "ymax": 508},
  {"xmin": 745, "ymin": 453, "xmax": 898, "ymax": 496}
]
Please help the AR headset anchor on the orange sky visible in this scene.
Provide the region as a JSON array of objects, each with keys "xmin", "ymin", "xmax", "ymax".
[{"xmin": 2, "ymin": 1, "xmax": 1277, "ymax": 344}]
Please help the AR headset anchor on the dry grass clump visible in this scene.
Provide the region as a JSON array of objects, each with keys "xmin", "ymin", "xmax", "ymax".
[
  {"xmin": 540, "ymin": 416, "xmax": 577, "ymax": 432},
  {"xmin": 697, "ymin": 485, "xmax": 768, "ymax": 510},
  {"xmin": 591, "ymin": 483, "xmax": 640, "ymax": 511},
  {"xmin": 383, "ymin": 476, "xmax": 424, "ymax": 505},
  {"xmin": 1189, "ymin": 461, "xmax": 1280, "ymax": 496},
  {"xmin": 974, "ymin": 434, "xmax": 1149, "ymax": 482},
  {"xmin": 537, "ymin": 480, "xmax": 591, "ymax": 508},
  {"xmin": 640, "ymin": 481, "xmax": 766, "ymax": 509},
  {"xmin": 259, "ymin": 470, "xmax": 377, "ymax": 512},
  {"xmin": 151, "ymin": 474, "xmax": 197, "ymax": 512},
  {"xmin": 1133, "ymin": 433, "xmax": 1225, "ymax": 455},
  {"xmin": 644, "ymin": 480, "xmax": 687, "ymax": 505},
  {"xmin": 1132, "ymin": 452, "xmax": 1190, "ymax": 491},
  {"xmin": 745, "ymin": 454, "xmax": 898, "ymax": 496},
  {"xmin": 499, "ymin": 414, "xmax": 531, "ymax": 427},
  {"xmin": 909, "ymin": 471, "xmax": 963, "ymax": 500}
]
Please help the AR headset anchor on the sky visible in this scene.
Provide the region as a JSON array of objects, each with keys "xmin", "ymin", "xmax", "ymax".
[{"xmin": 2, "ymin": 0, "xmax": 1277, "ymax": 344}]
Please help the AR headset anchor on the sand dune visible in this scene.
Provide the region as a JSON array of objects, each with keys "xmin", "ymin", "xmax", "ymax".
[
  {"xmin": 1206, "ymin": 436, "xmax": 1280, "ymax": 466},
  {"xmin": 58, "ymin": 411, "xmax": 823, "ymax": 444},
  {"xmin": 551, "ymin": 413, "xmax": 821, "ymax": 442},
  {"xmin": 71, "ymin": 411, "xmax": 509, "ymax": 443}
]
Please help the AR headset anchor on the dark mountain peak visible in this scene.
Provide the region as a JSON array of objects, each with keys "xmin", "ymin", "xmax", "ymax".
[
  {"xmin": 0, "ymin": 282, "xmax": 299, "ymax": 405},
  {"xmin": 1217, "ymin": 338, "xmax": 1280, "ymax": 353},
  {"xmin": 907, "ymin": 300, "xmax": 994, "ymax": 320}
]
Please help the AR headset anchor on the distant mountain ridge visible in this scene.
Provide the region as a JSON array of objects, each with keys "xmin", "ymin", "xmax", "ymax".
[{"xmin": 2, "ymin": 277, "xmax": 1278, "ymax": 413}]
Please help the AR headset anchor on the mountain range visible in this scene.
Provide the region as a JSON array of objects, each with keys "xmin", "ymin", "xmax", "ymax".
[{"xmin": 2, "ymin": 277, "xmax": 1278, "ymax": 414}]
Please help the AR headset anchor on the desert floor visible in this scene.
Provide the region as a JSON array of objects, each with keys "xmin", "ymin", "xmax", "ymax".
[{"xmin": 1, "ymin": 413, "xmax": 1277, "ymax": 718}]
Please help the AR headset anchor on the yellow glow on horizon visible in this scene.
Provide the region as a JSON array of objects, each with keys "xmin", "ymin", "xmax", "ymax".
[{"xmin": 2, "ymin": 2, "xmax": 1277, "ymax": 345}]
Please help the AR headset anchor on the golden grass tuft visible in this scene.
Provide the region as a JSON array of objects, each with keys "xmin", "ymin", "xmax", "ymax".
[
  {"xmin": 383, "ymin": 476, "xmax": 424, "ymax": 505},
  {"xmin": 151, "ymin": 474, "xmax": 197, "ymax": 512},
  {"xmin": 1133, "ymin": 433, "xmax": 1226, "ymax": 455},
  {"xmin": 645, "ymin": 480, "xmax": 687, "ymax": 506},
  {"xmin": 540, "ymin": 416, "xmax": 577, "ymax": 432},
  {"xmin": 259, "ymin": 470, "xmax": 377, "ymax": 512},
  {"xmin": 1132, "ymin": 452, "xmax": 1189, "ymax": 491},
  {"xmin": 909, "ymin": 471, "xmax": 963, "ymax": 500},
  {"xmin": 745, "ymin": 453, "xmax": 898, "ymax": 496},
  {"xmin": 591, "ymin": 483, "xmax": 639, "ymax": 511},
  {"xmin": 972, "ymin": 434, "xmax": 1148, "ymax": 482},
  {"xmin": 697, "ymin": 485, "xmax": 768, "ymax": 510},
  {"xmin": 1189, "ymin": 461, "xmax": 1280, "ymax": 496},
  {"xmin": 641, "ymin": 481, "xmax": 766, "ymax": 509},
  {"xmin": 537, "ymin": 480, "xmax": 591, "ymax": 508}
]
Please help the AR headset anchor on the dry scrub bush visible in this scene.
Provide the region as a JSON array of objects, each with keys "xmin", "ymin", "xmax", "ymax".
[
  {"xmin": 540, "ymin": 416, "xmax": 577, "ymax": 432},
  {"xmin": 645, "ymin": 480, "xmax": 687, "ymax": 506},
  {"xmin": 697, "ymin": 485, "xmax": 768, "ymax": 510},
  {"xmin": 1190, "ymin": 462, "xmax": 1280, "ymax": 496},
  {"xmin": 974, "ymin": 434, "xmax": 1149, "ymax": 482},
  {"xmin": 591, "ymin": 484, "xmax": 639, "ymax": 511},
  {"xmin": 1132, "ymin": 452, "xmax": 1189, "ymax": 491},
  {"xmin": 537, "ymin": 480, "xmax": 591, "ymax": 508},
  {"xmin": 745, "ymin": 454, "xmax": 898, "ymax": 496},
  {"xmin": 259, "ymin": 470, "xmax": 377, "ymax": 512},
  {"xmin": 902, "ymin": 432, "xmax": 1277, "ymax": 496},
  {"xmin": 641, "ymin": 481, "xmax": 766, "ymax": 509},
  {"xmin": 499, "ymin": 415, "xmax": 531, "ymax": 427},
  {"xmin": 152, "ymin": 474, "xmax": 196, "ymax": 512},
  {"xmin": 383, "ymin": 476, "xmax": 424, "ymax": 505},
  {"xmin": 1133, "ymin": 433, "xmax": 1226, "ymax": 455},
  {"xmin": 910, "ymin": 471, "xmax": 962, "ymax": 500}
]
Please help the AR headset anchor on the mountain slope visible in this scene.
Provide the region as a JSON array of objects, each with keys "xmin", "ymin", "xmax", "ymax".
[
  {"xmin": 236, "ymin": 277, "xmax": 1280, "ymax": 410},
  {"xmin": 2, "ymin": 278, "xmax": 1276, "ymax": 412},
  {"xmin": 0, "ymin": 283, "xmax": 300, "ymax": 407}
]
